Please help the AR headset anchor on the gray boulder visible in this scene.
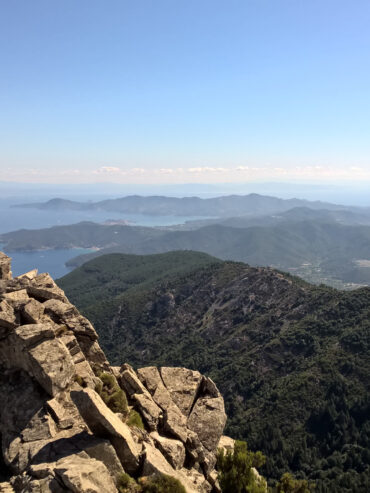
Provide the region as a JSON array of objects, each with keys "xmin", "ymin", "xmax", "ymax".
[{"xmin": 71, "ymin": 388, "xmax": 141, "ymax": 475}]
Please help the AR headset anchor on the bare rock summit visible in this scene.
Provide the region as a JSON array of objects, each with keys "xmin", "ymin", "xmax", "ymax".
[{"xmin": 0, "ymin": 253, "xmax": 229, "ymax": 492}]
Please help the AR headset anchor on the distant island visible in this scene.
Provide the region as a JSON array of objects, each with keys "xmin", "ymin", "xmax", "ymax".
[{"xmin": 13, "ymin": 193, "xmax": 351, "ymax": 217}]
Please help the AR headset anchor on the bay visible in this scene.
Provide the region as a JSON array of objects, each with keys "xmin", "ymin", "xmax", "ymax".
[
  {"xmin": 5, "ymin": 248, "xmax": 94, "ymax": 279},
  {"xmin": 0, "ymin": 200, "xmax": 207, "ymax": 279},
  {"xmin": 0, "ymin": 200, "xmax": 203, "ymax": 234}
]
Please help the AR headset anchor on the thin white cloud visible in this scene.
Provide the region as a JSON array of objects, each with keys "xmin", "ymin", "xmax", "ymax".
[
  {"xmin": 2, "ymin": 163, "xmax": 370, "ymax": 184},
  {"xmin": 93, "ymin": 166, "xmax": 121, "ymax": 174},
  {"xmin": 92, "ymin": 166, "xmax": 148, "ymax": 176},
  {"xmin": 187, "ymin": 167, "xmax": 228, "ymax": 173},
  {"xmin": 129, "ymin": 168, "xmax": 145, "ymax": 175},
  {"xmin": 158, "ymin": 168, "xmax": 174, "ymax": 174}
]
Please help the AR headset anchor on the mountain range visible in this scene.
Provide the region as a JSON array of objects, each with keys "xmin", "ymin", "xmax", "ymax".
[
  {"xmin": 3, "ymin": 206, "xmax": 370, "ymax": 288},
  {"xmin": 5, "ymin": 193, "xmax": 370, "ymax": 288},
  {"xmin": 14, "ymin": 193, "xmax": 354, "ymax": 217}
]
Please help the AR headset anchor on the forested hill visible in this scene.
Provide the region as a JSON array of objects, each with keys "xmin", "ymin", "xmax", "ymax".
[
  {"xmin": 58, "ymin": 251, "xmax": 370, "ymax": 492},
  {"xmin": 3, "ymin": 218, "xmax": 370, "ymax": 287}
]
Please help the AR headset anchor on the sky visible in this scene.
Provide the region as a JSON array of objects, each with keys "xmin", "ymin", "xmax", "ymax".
[{"xmin": 1, "ymin": 0, "xmax": 370, "ymax": 184}]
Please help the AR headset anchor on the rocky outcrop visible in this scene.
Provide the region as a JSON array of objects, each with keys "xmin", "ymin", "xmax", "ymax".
[
  {"xmin": 54, "ymin": 455, "xmax": 118, "ymax": 493},
  {"xmin": 70, "ymin": 387, "xmax": 141, "ymax": 475},
  {"xmin": 0, "ymin": 253, "xmax": 12, "ymax": 281},
  {"xmin": 0, "ymin": 253, "xmax": 228, "ymax": 492}
]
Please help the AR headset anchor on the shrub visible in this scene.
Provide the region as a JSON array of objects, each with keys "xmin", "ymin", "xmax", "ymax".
[
  {"xmin": 95, "ymin": 372, "xmax": 128, "ymax": 415},
  {"xmin": 107, "ymin": 388, "xmax": 128, "ymax": 414},
  {"xmin": 74, "ymin": 374, "xmax": 85, "ymax": 387},
  {"xmin": 217, "ymin": 440, "xmax": 266, "ymax": 493},
  {"xmin": 275, "ymin": 473, "xmax": 314, "ymax": 493},
  {"xmin": 99, "ymin": 372, "xmax": 117, "ymax": 388},
  {"xmin": 94, "ymin": 379, "xmax": 103, "ymax": 394},
  {"xmin": 127, "ymin": 409, "xmax": 144, "ymax": 429},
  {"xmin": 117, "ymin": 472, "xmax": 140, "ymax": 493},
  {"xmin": 141, "ymin": 474, "xmax": 186, "ymax": 493}
]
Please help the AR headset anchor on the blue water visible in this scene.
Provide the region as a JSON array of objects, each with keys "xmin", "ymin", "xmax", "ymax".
[
  {"xmin": 6, "ymin": 249, "xmax": 94, "ymax": 279},
  {"xmin": 0, "ymin": 200, "xmax": 204, "ymax": 234},
  {"xmin": 0, "ymin": 200, "xmax": 207, "ymax": 279}
]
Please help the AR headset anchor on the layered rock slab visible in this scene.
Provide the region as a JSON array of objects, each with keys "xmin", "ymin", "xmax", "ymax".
[{"xmin": 71, "ymin": 388, "xmax": 141, "ymax": 475}]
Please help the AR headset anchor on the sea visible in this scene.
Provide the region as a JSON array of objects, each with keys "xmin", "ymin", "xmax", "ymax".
[{"xmin": 0, "ymin": 199, "xmax": 202, "ymax": 279}]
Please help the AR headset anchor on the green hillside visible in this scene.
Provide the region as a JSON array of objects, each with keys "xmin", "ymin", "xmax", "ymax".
[
  {"xmin": 4, "ymin": 214, "xmax": 370, "ymax": 288},
  {"xmin": 66, "ymin": 220, "xmax": 370, "ymax": 288},
  {"xmin": 0, "ymin": 221, "xmax": 164, "ymax": 251},
  {"xmin": 58, "ymin": 252, "xmax": 370, "ymax": 492},
  {"xmin": 59, "ymin": 250, "xmax": 221, "ymax": 309}
]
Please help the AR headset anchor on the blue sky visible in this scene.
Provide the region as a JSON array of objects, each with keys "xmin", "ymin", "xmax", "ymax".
[{"xmin": 1, "ymin": 0, "xmax": 370, "ymax": 183}]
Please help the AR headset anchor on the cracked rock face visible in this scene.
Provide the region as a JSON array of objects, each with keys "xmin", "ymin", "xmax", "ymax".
[
  {"xmin": 0, "ymin": 253, "xmax": 12, "ymax": 281},
  {"xmin": 0, "ymin": 253, "xmax": 228, "ymax": 492}
]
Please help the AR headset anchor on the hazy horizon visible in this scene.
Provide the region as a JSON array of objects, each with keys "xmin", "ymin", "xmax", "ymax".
[{"xmin": 1, "ymin": 180, "xmax": 370, "ymax": 207}]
